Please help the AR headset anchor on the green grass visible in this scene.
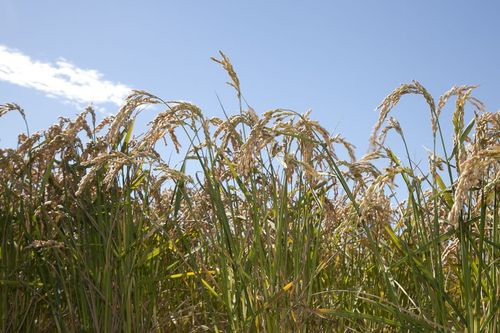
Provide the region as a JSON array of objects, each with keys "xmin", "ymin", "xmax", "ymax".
[{"xmin": 0, "ymin": 53, "xmax": 499, "ymax": 332}]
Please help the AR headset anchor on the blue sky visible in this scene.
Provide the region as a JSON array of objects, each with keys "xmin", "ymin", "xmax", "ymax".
[{"xmin": 1, "ymin": 1, "xmax": 499, "ymax": 164}]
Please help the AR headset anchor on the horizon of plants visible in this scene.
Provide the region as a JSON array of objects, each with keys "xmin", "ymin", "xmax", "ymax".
[{"xmin": 0, "ymin": 52, "xmax": 498, "ymax": 332}]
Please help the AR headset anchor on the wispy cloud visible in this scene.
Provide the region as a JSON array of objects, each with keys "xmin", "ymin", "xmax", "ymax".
[{"xmin": 0, "ymin": 44, "xmax": 132, "ymax": 106}]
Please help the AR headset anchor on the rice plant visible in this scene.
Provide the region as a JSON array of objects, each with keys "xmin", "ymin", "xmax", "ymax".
[{"xmin": 0, "ymin": 52, "xmax": 498, "ymax": 332}]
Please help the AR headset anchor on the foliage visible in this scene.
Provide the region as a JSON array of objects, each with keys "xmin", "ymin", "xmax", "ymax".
[{"xmin": 0, "ymin": 53, "xmax": 499, "ymax": 332}]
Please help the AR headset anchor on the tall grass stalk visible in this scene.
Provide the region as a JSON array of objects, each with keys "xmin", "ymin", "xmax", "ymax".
[{"xmin": 0, "ymin": 55, "xmax": 498, "ymax": 332}]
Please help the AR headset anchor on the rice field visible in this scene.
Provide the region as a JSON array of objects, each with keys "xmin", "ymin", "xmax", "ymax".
[{"xmin": 0, "ymin": 52, "xmax": 499, "ymax": 332}]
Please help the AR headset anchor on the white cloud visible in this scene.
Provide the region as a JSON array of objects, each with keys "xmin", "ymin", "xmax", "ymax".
[{"xmin": 0, "ymin": 45, "xmax": 132, "ymax": 106}]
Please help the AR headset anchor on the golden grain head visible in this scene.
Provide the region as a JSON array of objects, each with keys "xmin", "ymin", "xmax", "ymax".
[
  {"xmin": 448, "ymin": 149, "xmax": 498, "ymax": 226},
  {"xmin": 212, "ymin": 51, "xmax": 241, "ymax": 98},
  {"xmin": 0, "ymin": 102, "xmax": 25, "ymax": 118},
  {"xmin": 370, "ymin": 81, "xmax": 435, "ymax": 150}
]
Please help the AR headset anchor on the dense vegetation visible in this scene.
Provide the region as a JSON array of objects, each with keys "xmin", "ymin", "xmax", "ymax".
[{"xmin": 1, "ymin": 53, "xmax": 499, "ymax": 332}]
